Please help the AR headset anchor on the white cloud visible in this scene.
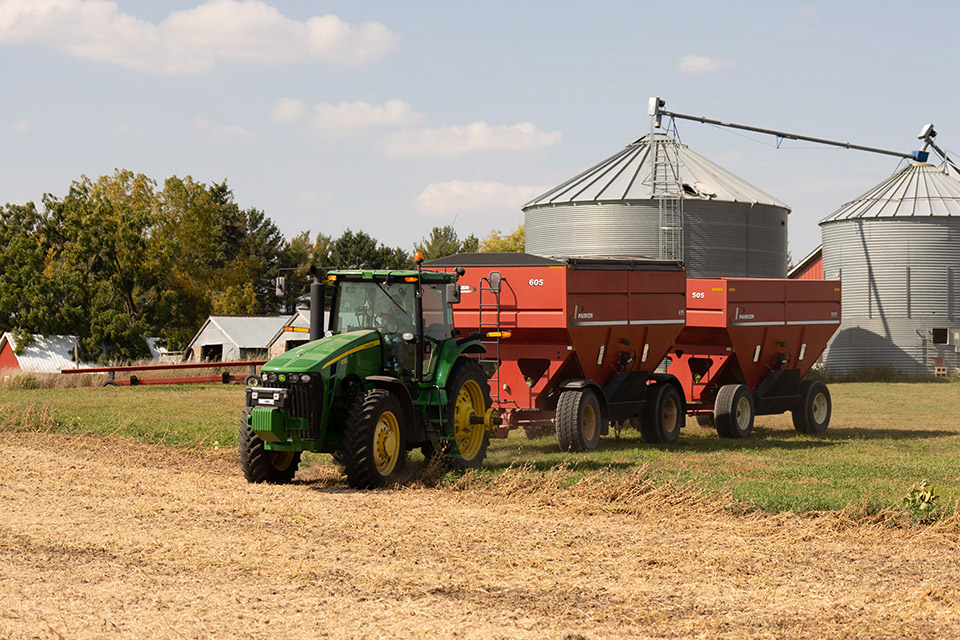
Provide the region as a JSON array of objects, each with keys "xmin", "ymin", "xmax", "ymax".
[
  {"xmin": 5, "ymin": 119, "xmax": 33, "ymax": 133},
  {"xmin": 0, "ymin": 0, "xmax": 399, "ymax": 76},
  {"xmin": 192, "ymin": 116, "xmax": 256, "ymax": 139},
  {"xmin": 798, "ymin": 6, "xmax": 819, "ymax": 21},
  {"xmin": 677, "ymin": 54, "xmax": 735, "ymax": 74},
  {"xmin": 309, "ymin": 99, "xmax": 425, "ymax": 137},
  {"xmin": 414, "ymin": 181, "xmax": 549, "ymax": 216},
  {"xmin": 383, "ymin": 121, "xmax": 562, "ymax": 157},
  {"xmin": 270, "ymin": 97, "xmax": 306, "ymax": 124}
]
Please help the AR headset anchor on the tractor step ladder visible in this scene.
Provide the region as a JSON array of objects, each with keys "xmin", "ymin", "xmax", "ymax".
[{"xmin": 478, "ymin": 272, "xmax": 503, "ymax": 404}]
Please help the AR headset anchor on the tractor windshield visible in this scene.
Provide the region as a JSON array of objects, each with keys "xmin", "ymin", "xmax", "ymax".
[
  {"xmin": 333, "ymin": 281, "xmax": 417, "ymax": 336},
  {"xmin": 331, "ymin": 279, "xmax": 455, "ymax": 377}
]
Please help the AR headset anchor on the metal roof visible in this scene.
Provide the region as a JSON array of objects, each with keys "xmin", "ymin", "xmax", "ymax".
[
  {"xmin": 188, "ymin": 316, "xmax": 289, "ymax": 350},
  {"xmin": 0, "ymin": 332, "xmax": 91, "ymax": 373},
  {"xmin": 820, "ymin": 162, "xmax": 960, "ymax": 222},
  {"xmin": 523, "ymin": 133, "xmax": 789, "ymax": 210}
]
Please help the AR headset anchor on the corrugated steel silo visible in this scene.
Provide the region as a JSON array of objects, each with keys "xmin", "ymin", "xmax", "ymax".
[
  {"xmin": 820, "ymin": 162, "xmax": 960, "ymax": 375},
  {"xmin": 523, "ymin": 133, "xmax": 790, "ymax": 277}
]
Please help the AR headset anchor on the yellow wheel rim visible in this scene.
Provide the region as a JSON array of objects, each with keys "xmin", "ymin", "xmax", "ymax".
[
  {"xmin": 453, "ymin": 379, "xmax": 485, "ymax": 461},
  {"xmin": 269, "ymin": 450, "xmax": 296, "ymax": 472},
  {"xmin": 581, "ymin": 403, "xmax": 598, "ymax": 441},
  {"xmin": 373, "ymin": 410, "xmax": 401, "ymax": 476}
]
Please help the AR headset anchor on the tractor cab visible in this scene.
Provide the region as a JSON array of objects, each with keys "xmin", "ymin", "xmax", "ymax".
[{"xmin": 327, "ymin": 272, "xmax": 457, "ymax": 381}]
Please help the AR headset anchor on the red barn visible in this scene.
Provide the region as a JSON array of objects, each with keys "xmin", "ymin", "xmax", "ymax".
[{"xmin": 788, "ymin": 245, "xmax": 823, "ymax": 280}]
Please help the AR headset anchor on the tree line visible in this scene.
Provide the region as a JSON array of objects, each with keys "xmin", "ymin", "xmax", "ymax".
[{"xmin": 0, "ymin": 170, "xmax": 525, "ymax": 361}]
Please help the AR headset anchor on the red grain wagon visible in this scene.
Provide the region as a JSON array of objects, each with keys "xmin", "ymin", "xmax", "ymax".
[
  {"xmin": 428, "ymin": 254, "xmax": 688, "ymax": 450},
  {"xmin": 668, "ymin": 277, "xmax": 841, "ymax": 438}
]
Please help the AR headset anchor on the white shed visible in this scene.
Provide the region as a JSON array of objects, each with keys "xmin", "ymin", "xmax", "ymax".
[{"xmin": 184, "ymin": 316, "xmax": 288, "ymax": 362}]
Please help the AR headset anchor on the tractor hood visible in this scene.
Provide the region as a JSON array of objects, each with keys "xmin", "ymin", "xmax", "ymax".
[{"xmin": 262, "ymin": 330, "xmax": 382, "ymax": 374}]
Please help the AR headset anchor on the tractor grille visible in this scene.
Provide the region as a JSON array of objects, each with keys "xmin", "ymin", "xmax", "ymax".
[{"xmin": 274, "ymin": 378, "xmax": 323, "ymax": 440}]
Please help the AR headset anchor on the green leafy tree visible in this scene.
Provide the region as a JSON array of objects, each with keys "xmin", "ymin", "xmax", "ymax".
[
  {"xmin": 480, "ymin": 223, "xmax": 525, "ymax": 253},
  {"xmin": 414, "ymin": 225, "xmax": 480, "ymax": 260},
  {"xmin": 327, "ymin": 229, "xmax": 411, "ymax": 270}
]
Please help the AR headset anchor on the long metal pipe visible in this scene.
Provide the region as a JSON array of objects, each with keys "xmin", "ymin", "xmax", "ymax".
[{"xmin": 655, "ymin": 108, "xmax": 916, "ymax": 160}]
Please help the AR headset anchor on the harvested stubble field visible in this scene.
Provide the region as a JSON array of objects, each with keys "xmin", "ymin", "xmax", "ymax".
[{"xmin": 2, "ymin": 383, "xmax": 960, "ymax": 638}]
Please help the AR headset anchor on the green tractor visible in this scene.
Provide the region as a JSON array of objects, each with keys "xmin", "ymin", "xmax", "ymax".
[{"xmin": 240, "ymin": 257, "xmax": 500, "ymax": 489}]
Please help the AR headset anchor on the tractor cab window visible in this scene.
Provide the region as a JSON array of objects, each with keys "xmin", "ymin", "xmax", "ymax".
[
  {"xmin": 422, "ymin": 283, "xmax": 454, "ymax": 375},
  {"xmin": 333, "ymin": 281, "xmax": 416, "ymax": 336},
  {"xmin": 333, "ymin": 281, "xmax": 417, "ymax": 375}
]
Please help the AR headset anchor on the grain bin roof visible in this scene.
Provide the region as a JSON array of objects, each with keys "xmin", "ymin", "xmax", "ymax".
[
  {"xmin": 820, "ymin": 162, "xmax": 960, "ymax": 222},
  {"xmin": 523, "ymin": 133, "xmax": 789, "ymax": 210}
]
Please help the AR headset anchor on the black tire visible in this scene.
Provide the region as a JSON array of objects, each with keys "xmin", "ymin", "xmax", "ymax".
[
  {"xmin": 443, "ymin": 359, "xmax": 491, "ymax": 469},
  {"xmin": 696, "ymin": 413, "xmax": 715, "ymax": 429},
  {"xmin": 523, "ymin": 424, "xmax": 553, "ymax": 440},
  {"xmin": 239, "ymin": 408, "xmax": 301, "ymax": 484},
  {"xmin": 792, "ymin": 380, "xmax": 832, "ymax": 434},
  {"xmin": 342, "ymin": 389, "xmax": 408, "ymax": 489},
  {"xmin": 101, "ymin": 380, "xmax": 116, "ymax": 387},
  {"xmin": 640, "ymin": 383, "xmax": 684, "ymax": 444},
  {"xmin": 714, "ymin": 384, "xmax": 754, "ymax": 439},
  {"xmin": 245, "ymin": 375, "xmax": 260, "ymax": 387},
  {"xmin": 556, "ymin": 387, "xmax": 605, "ymax": 452}
]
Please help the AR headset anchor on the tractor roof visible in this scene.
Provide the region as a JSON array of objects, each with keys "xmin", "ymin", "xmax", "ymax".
[{"xmin": 326, "ymin": 268, "xmax": 456, "ymax": 283}]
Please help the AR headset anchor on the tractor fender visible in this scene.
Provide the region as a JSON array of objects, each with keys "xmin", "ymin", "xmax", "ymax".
[
  {"xmin": 647, "ymin": 373, "xmax": 687, "ymax": 415},
  {"xmin": 364, "ymin": 375, "xmax": 422, "ymax": 442},
  {"xmin": 558, "ymin": 379, "xmax": 610, "ymax": 435}
]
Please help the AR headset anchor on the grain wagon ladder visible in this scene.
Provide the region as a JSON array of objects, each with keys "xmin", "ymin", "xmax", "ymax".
[{"xmin": 478, "ymin": 271, "xmax": 503, "ymax": 403}]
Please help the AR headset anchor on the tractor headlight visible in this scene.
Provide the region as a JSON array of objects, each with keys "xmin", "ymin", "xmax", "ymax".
[
  {"xmin": 264, "ymin": 372, "xmax": 277, "ymax": 383},
  {"xmin": 288, "ymin": 373, "xmax": 300, "ymax": 383},
  {"xmin": 300, "ymin": 373, "xmax": 311, "ymax": 383}
]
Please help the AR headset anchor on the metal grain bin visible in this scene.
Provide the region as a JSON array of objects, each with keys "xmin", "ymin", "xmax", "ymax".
[
  {"xmin": 523, "ymin": 133, "xmax": 790, "ymax": 278},
  {"xmin": 820, "ymin": 162, "xmax": 960, "ymax": 375}
]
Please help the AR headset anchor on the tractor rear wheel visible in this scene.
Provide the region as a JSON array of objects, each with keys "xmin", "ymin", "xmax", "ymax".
[
  {"xmin": 792, "ymin": 380, "xmax": 832, "ymax": 434},
  {"xmin": 239, "ymin": 409, "xmax": 301, "ymax": 484},
  {"xmin": 444, "ymin": 359, "xmax": 491, "ymax": 469},
  {"xmin": 714, "ymin": 384, "xmax": 754, "ymax": 439},
  {"xmin": 343, "ymin": 389, "xmax": 408, "ymax": 489},
  {"xmin": 556, "ymin": 387, "xmax": 604, "ymax": 451},
  {"xmin": 640, "ymin": 383, "xmax": 684, "ymax": 444}
]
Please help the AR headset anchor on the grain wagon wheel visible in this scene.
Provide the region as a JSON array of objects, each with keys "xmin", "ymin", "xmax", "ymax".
[
  {"xmin": 555, "ymin": 386, "xmax": 604, "ymax": 452},
  {"xmin": 342, "ymin": 389, "xmax": 408, "ymax": 489},
  {"xmin": 640, "ymin": 383, "xmax": 684, "ymax": 444},
  {"xmin": 696, "ymin": 413, "xmax": 715, "ymax": 429},
  {"xmin": 714, "ymin": 384, "xmax": 754, "ymax": 439},
  {"xmin": 792, "ymin": 380, "xmax": 832, "ymax": 434},
  {"xmin": 239, "ymin": 408, "xmax": 301, "ymax": 484}
]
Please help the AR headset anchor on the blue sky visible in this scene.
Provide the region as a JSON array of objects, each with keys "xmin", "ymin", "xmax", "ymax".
[{"xmin": 1, "ymin": 1, "xmax": 958, "ymax": 260}]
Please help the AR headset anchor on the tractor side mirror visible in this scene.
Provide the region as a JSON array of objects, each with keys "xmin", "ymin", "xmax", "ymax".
[{"xmin": 446, "ymin": 282, "xmax": 461, "ymax": 304}]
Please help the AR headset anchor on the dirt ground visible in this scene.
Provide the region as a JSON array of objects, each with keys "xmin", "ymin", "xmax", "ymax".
[{"xmin": 2, "ymin": 432, "xmax": 959, "ymax": 639}]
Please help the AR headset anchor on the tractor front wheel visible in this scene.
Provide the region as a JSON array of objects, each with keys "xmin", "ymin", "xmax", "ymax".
[
  {"xmin": 239, "ymin": 409, "xmax": 301, "ymax": 484},
  {"xmin": 444, "ymin": 359, "xmax": 491, "ymax": 469},
  {"xmin": 343, "ymin": 389, "xmax": 408, "ymax": 489}
]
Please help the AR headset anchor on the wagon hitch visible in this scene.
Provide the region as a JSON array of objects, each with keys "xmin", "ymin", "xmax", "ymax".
[{"xmin": 470, "ymin": 408, "xmax": 505, "ymax": 436}]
